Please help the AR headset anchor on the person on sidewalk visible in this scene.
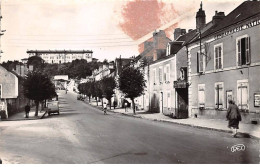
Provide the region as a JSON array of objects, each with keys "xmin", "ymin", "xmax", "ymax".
[
  {"xmin": 226, "ymin": 100, "xmax": 242, "ymax": 137},
  {"xmin": 103, "ymin": 102, "xmax": 107, "ymax": 115},
  {"xmin": 25, "ymin": 103, "xmax": 30, "ymax": 118}
]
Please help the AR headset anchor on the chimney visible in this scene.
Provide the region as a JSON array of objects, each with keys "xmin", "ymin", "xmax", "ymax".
[
  {"xmin": 153, "ymin": 30, "xmax": 167, "ymax": 49},
  {"xmin": 196, "ymin": 1, "xmax": 206, "ymax": 30},
  {"xmin": 174, "ymin": 28, "xmax": 186, "ymax": 40},
  {"xmin": 212, "ymin": 11, "xmax": 225, "ymax": 25}
]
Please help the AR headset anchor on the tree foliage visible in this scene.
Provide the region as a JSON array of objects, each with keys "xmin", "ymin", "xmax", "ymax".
[
  {"xmin": 100, "ymin": 76, "xmax": 116, "ymax": 109},
  {"xmin": 119, "ymin": 67, "xmax": 146, "ymax": 114},
  {"xmin": 0, "ymin": 60, "xmax": 22, "ymax": 71},
  {"xmin": 27, "ymin": 56, "xmax": 45, "ymax": 71},
  {"xmin": 23, "ymin": 71, "xmax": 56, "ymax": 116}
]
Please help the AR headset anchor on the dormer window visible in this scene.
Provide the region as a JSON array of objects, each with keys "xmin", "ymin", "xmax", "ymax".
[{"xmin": 166, "ymin": 43, "xmax": 171, "ymax": 56}]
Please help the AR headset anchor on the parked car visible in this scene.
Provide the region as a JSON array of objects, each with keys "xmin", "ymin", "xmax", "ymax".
[{"xmin": 46, "ymin": 101, "xmax": 59, "ymax": 116}]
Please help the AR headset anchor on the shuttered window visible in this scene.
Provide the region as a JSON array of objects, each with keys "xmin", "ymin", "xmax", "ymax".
[
  {"xmin": 164, "ymin": 65, "xmax": 170, "ymax": 82},
  {"xmin": 237, "ymin": 36, "xmax": 251, "ymax": 66},
  {"xmin": 197, "ymin": 51, "xmax": 205, "ymax": 73},
  {"xmin": 214, "ymin": 44, "xmax": 223, "ymax": 70},
  {"xmin": 153, "ymin": 69, "xmax": 156, "ymax": 84},
  {"xmin": 237, "ymin": 81, "xmax": 248, "ymax": 110},
  {"xmin": 159, "ymin": 67, "xmax": 163, "ymax": 83},
  {"xmin": 198, "ymin": 84, "xmax": 205, "ymax": 108},
  {"xmin": 215, "ymin": 82, "xmax": 224, "ymax": 109}
]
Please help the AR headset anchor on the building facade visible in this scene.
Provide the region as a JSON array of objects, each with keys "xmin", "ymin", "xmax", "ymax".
[
  {"xmin": 0, "ymin": 65, "xmax": 19, "ymax": 118},
  {"xmin": 27, "ymin": 50, "xmax": 93, "ymax": 64},
  {"xmin": 187, "ymin": 1, "xmax": 260, "ymax": 123}
]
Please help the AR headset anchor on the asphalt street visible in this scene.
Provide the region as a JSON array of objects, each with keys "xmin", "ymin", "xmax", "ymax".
[{"xmin": 0, "ymin": 90, "xmax": 259, "ymax": 164}]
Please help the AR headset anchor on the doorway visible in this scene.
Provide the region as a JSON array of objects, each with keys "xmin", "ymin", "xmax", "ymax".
[{"xmin": 176, "ymin": 88, "xmax": 188, "ymax": 118}]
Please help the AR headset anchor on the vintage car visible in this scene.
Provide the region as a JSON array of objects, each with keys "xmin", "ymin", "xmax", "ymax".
[{"xmin": 46, "ymin": 100, "xmax": 59, "ymax": 116}]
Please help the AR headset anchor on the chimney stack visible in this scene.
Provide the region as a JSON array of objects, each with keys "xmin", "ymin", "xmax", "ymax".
[
  {"xmin": 196, "ymin": 1, "xmax": 206, "ymax": 30},
  {"xmin": 174, "ymin": 28, "xmax": 186, "ymax": 40},
  {"xmin": 212, "ymin": 11, "xmax": 225, "ymax": 25}
]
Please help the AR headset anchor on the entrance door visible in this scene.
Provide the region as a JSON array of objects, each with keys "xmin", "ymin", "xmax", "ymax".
[{"xmin": 176, "ymin": 88, "xmax": 188, "ymax": 118}]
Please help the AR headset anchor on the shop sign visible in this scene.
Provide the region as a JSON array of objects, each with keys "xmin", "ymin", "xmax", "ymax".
[
  {"xmin": 254, "ymin": 93, "xmax": 260, "ymax": 107},
  {"xmin": 174, "ymin": 80, "xmax": 187, "ymax": 88},
  {"xmin": 214, "ymin": 18, "xmax": 260, "ymax": 40}
]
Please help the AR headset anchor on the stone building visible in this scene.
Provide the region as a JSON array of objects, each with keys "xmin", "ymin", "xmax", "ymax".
[
  {"xmin": 187, "ymin": 1, "xmax": 260, "ymax": 123},
  {"xmin": 27, "ymin": 50, "xmax": 93, "ymax": 64}
]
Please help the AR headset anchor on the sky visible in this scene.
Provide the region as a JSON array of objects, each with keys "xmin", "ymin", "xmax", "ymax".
[{"xmin": 0, "ymin": 0, "xmax": 245, "ymax": 63}]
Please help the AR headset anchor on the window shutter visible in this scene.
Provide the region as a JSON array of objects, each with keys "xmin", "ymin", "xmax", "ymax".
[
  {"xmin": 197, "ymin": 52, "xmax": 199, "ymax": 73},
  {"xmin": 237, "ymin": 40, "xmax": 242, "ymax": 66},
  {"xmin": 215, "ymin": 47, "xmax": 218, "ymax": 70},
  {"xmin": 246, "ymin": 36, "xmax": 251, "ymax": 65},
  {"xmin": 219, "ymin": 47, "xmax": 222, "ymax": 69}
]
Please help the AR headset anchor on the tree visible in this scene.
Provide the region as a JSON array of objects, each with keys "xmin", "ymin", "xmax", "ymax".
[
  {"xmin": 23, "ymin": 71, "xmax": 56, "ymax": 116},
  {"xmin": 119, "ymin": 67, "xmax": 146, "ymax": 114},
  {"xmin": 27, "ymin": 56, "xmax": 45, "ymax": 71},
  {"xmin": 100, "ymin": 77, "xmax": 116, "ymax": 109},
  {"xmin": 0, "ymin": 60, "xmax": 22, "ymax": 71},
  {"xmin": 94, "ymin": 81, "xmax": 103, "ymax": 106}
]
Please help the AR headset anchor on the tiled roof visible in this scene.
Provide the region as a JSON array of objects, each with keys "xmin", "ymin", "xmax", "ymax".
[{"xmin": 201, "ymin": 1, "xmax": 260, "ymax": 39}]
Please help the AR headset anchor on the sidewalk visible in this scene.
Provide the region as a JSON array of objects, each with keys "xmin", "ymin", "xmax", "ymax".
[
  {"xmin": 2, "ymin": 107, "xmax": 47, "ymax": 121},
  {"xmin": 89, "ymin": 103, "xmax": 260, "ymax": 139}
]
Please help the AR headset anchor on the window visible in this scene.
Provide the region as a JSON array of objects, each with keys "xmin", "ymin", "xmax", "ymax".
[
  {"xmin": 198, "ymin": 84, "xmax": 205, "ymax": 108},
  {"xmin": 159, "ymin": 67, "xmax": 163, "ymax": 83},
  {"xmin": 166, "ymin": 43, "xmax": 171, "ymax": 56},
  {"xmin": 237, "ymin": 80, "xmax": 248, "ymax": 110},
  {"xmin": 215, "ymin": 82, "xmax": 224, "ymax": 109},
  {"xmin": 153, "ymin": 69, "xmax": 156, "ymax": 84},
  {"xmin": 167, "ymin": 92, "xmax": 171, "ymax": 108},
  {"xmin": 214, "ymin": 43, "xmax": 223, "ymax": 70},
  {"xmin": 197, "ymin": 51, "xmax": 205, "ymax": 73},
  {"xmin": 237, "ymin": 35, "xmax": 251, "ymax": 66},
  {"xmin": 164, "ymin": 65, "xmax": 170, "ymax": 82}
]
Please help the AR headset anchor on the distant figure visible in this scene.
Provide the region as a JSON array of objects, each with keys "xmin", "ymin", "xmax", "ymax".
[
  {"xmin": 25, "ymin": 103, "xmax": 30, "ymax": 118},
  {"xmin": 226, "ymin": 100, "xmax": 242, "ymax": 137},
  {"xmin": 103, "ymin": 102, "xmax": 107, "ymax": 115},
  {"xmin": 124, "ymin": 102, "xmax": 128, "ymax": 112},
  {"xmin": 0, "ymin": 158, "xmax": 2, "ymax": 164}
]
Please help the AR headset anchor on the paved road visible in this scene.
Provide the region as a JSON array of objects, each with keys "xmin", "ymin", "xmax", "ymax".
[{"xmin": 0, "ymin": 90, "xmax": 259, "ymax": 164}]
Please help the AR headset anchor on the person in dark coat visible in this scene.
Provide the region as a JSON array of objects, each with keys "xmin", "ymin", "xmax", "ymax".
[
  {"xmin": 25, "ymin": 103, "xmax": 30, "ymax": 118},
  {"xmin": 226, "ymin": 100, "xmax": 241, "ymax": 137}
]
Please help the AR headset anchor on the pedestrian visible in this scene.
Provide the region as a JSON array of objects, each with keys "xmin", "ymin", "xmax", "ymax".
[
  {"xmin": 103, "ymin": 102, "xmax": 107, "ymax": 115},
  {"xmin": 124, "ymin": 102, "xmax": 128, "ymax": 112},
  {"xmin": 226, "ymin": 100, "xmax": 242, "ymax": 137},
  {"xmin": 25, "ymin": 103, "xmax": 30, "ymax": 118}
]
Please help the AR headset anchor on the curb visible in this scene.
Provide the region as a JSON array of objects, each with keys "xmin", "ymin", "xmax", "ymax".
[
  {"xmin": 83, "ymin": 101, "xmax": 260, "ymax": 140},
  {"xmin": 121, "ymin": 111, "xmax": 259, "ymax": 140}
]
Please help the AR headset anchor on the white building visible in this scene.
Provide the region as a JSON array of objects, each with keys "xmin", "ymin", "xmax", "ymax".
[{"xmin": 27, "ymin": 50, "xmax": 93, "ymax": 64}]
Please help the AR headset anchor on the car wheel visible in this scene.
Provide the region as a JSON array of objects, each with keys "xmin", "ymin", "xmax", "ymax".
[{"xmin": 48, "ymin": 112, "xmax": 51, "ymax": 116}]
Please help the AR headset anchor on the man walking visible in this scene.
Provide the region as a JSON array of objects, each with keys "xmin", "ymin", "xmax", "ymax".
[
  {"xmin": 226, "ymin": 100, "xmax": 241, "ymax": 137},
  {"xmin": 25, "ymin": 103, "xmax": 30, "ymax": 118}
]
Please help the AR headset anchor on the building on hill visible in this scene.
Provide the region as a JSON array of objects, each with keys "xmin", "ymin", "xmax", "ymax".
[{"xmin": 27, "ymin": 50, "xmax": 93, "ymax": 64}]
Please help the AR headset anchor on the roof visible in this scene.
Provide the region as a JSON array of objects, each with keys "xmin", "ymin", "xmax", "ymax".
[
  {"xmin": 201, "ymin": 1, "xmax": 260, "ymax": 39},
  {"xmin": 27, "ymin": 50, "xmax": 93, "ymax": 54},
  {"xmin": 176, "ymin": 29, "xmax": 198, "ymax": 45}
]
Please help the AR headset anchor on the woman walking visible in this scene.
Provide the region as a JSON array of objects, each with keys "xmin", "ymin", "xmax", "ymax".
[{"xmin": 226, "ymin": 100, "xmax": 242, "ymax": 137}]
